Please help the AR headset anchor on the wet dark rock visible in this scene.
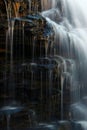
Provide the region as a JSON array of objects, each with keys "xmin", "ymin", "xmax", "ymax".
[
  {"xmin": 12, "ymin": 121, "xmax": 83, "ymax": 130},
  {"xmin": 56, "ymin": 120, "xmax": 83, "ymax": 130}
]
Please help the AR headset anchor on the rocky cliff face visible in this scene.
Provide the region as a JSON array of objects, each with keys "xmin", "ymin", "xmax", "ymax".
[{"xmin": 0, "ymin": 0, "xmax": 71, "ymax": 122}]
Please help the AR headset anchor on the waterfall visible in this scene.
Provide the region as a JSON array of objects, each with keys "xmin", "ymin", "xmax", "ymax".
[
  {"xmin": 1, "ymin": 0, "xmax": 87, "ymax": 128},
  {"xmin": 41, "ymin": 0, "xmax": 87, "ymax": 125}
]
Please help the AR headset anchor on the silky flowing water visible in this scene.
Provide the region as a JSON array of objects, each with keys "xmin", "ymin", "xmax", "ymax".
[
  {"xmin": 41, "ymin": 0, "xmax": 87, "ymax": 129},
  {"xmin": 1, "ymin": 0, "xmax": 87, "ymax": 129},
  {"xmin": 42, "ymin": 0, "xmax": 87, "ymax": 129}
]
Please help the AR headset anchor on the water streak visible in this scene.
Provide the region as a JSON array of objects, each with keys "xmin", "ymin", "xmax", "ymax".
[
  {"xmin": 41, "ymin": 0, "xmax": 87, "ymax": 123},
  {"xmin": 2, "ymin": 0, "xmax": 87, "ymax": 126},
  {"xmin": 28, "ymin": 0, "xmax": 31, "ymax": 13}
]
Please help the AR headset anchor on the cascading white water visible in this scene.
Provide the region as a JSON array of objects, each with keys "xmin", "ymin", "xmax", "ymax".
[
  {"xmin": 1, "ymin": 0, "xmax": 87, "ymax": 128},
  {"xmin": 41, "ymin": 0, "xmax": 87, "ymax": 127}
]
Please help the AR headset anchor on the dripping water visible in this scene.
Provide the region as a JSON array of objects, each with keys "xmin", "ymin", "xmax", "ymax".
[
  {"xmin": 4, "ymin": 0, "xmax": 15, "ymax": 99},
  {"xmin": 9, "ymin": 19, "xmax": 15, "ymax": 99},
  {"xmin": 4, "ymin": 0, "xmax": 12, "ymax": 28},
  {"xmin": 40, "ymin": 71, "xmax": 43, "ymax": 120},
  {"xmin": 22, "ymin": 21, "xmax": 25, "ymax": 99},
  {"xmin": 32, "ymin": 36, "xmax": 36, "ymax": 62},
  {"xmin": 48, "ymin": 70, "xmax": 52, "ymax": 120},
  {"xmin": 28, "ymin": 0, "xmax": 31, "ymax": 13},
  {"xmin": 45, "ymin": 39, "xmax": 48, "ymax": 58},
  {"xmin": 2, "ymin": 0, "xmax": 87, "ymax": 128}
]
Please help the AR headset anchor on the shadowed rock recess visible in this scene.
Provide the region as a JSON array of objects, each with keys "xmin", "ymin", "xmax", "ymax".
[{"xmin": 0, "ymin": 0, "xmax": 86, "ymax": 130}]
